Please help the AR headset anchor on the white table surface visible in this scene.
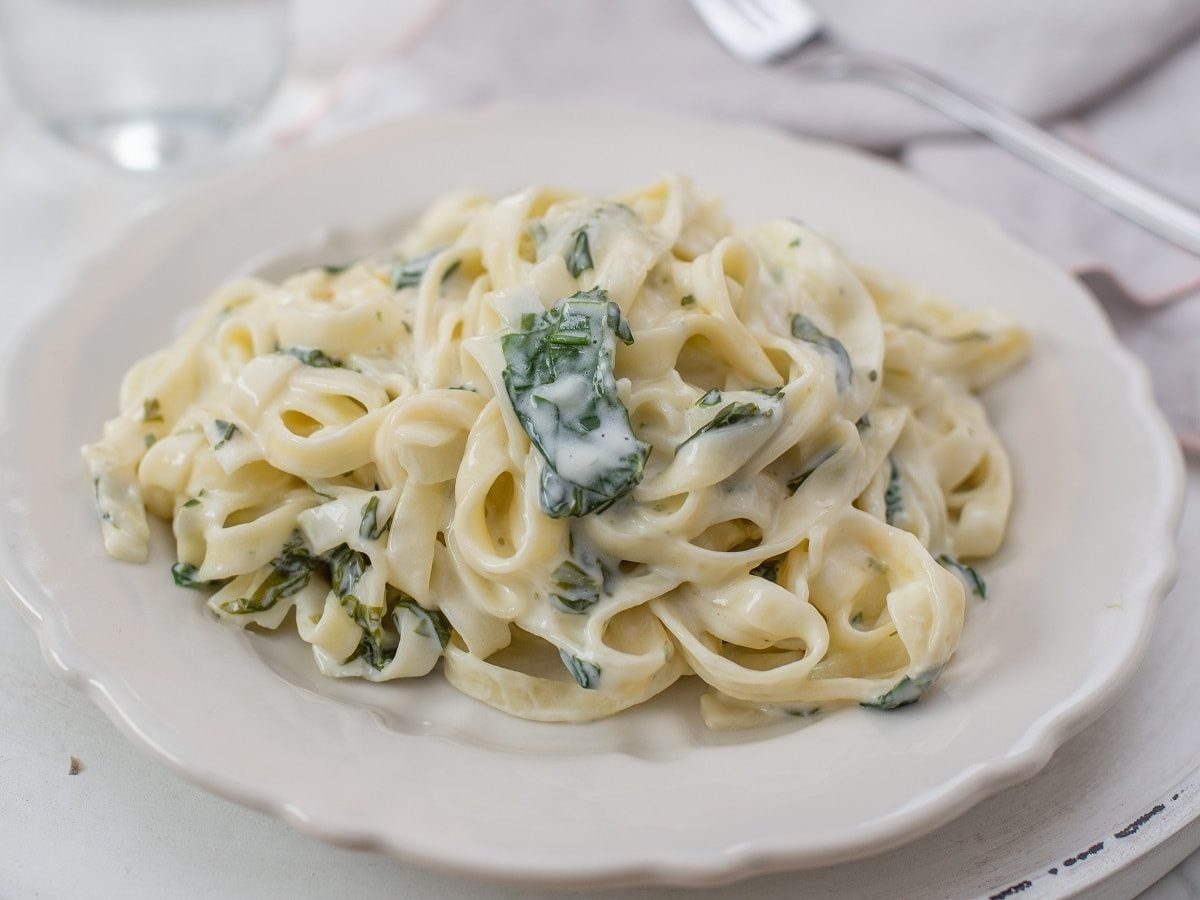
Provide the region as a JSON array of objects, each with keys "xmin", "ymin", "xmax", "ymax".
[{"xmin": 2, "ymin": 104, "xmax": 1200, "ymax": 900}]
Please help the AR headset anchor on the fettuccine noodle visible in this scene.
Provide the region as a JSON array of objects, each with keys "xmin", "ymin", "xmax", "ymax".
[{"xmin": 83, "ymin": 176, "xmax": 1028, "ymax": 729}]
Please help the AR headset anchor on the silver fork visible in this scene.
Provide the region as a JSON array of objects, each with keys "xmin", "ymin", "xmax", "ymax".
[{"xmin": 692, "ymin": 0, "xmax": 1200, "ymax": 258}]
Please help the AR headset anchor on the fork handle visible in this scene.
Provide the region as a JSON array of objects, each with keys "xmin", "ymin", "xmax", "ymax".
[{"xmin": 797, "ymin": 50, "xmax": 1200, "ymax": 257}]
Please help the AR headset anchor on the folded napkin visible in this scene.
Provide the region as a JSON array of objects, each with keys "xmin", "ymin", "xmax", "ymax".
[{"xmin": 284, "ymin": 0, "xmax": 1200, "ymax": 442}]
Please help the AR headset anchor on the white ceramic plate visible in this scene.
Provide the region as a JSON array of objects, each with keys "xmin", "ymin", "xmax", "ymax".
[{"xmin": 0, "ymin": 105, "xmax": 1183, "ymax": 888}]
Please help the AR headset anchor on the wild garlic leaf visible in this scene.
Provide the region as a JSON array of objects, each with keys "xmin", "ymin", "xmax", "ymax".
[
  {"xmin": 560, "ymin": 650, "xmax": 601, "ymax": 689},
  {"xmin": 791, "ymin": 313, "xmax": 852, "ymax": 391},
  {"xmin": 884, "ymin": 456, "xmax": 903, "ymax": 525},
  {"xmin": 566, "ymin": 228, "xmax": 594, "ymax": 278},
  {"xmin": 218, "ymin": 530, "xmax": 322, "ymax": 614},
  {"xmin": 141, "ymin": 398, "xmax": 163, "ymax": 423},
  {"xmin": 501, "ymin": 289, "xmax": 650, "ymax": 518},
  {"xmin": 277, "ymin": 346, "xmax": 344, "ymax": 368},
  {"xmin": 696, "ymin": 388, "xmax": 722, "ymax": 407},
  {"xmin": 937, "ymin": 553, "xmax": 987, "ymax": 599}
]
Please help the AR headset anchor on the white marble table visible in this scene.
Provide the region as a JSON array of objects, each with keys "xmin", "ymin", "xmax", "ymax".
[{"xmin": 1, "ymin": 102, "xmax": 1199, "ymax": 900}]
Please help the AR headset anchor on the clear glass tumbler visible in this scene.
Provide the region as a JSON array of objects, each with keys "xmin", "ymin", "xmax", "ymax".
[{"xmin": 0, "ymin": 0, "xmax": 290, "ymax": 171}]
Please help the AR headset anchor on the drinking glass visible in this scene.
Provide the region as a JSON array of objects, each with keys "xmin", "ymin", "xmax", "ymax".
[{"xmin": 0, "ymin": 0, "xmax": 290, "ymax": 171}]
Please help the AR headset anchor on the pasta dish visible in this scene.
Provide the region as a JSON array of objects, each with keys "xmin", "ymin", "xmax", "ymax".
[{"xmin": 83, "ymin": 176, "xmax": 1028, "ymax": 729}]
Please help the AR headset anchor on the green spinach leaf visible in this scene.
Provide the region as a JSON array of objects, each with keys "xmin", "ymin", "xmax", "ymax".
[
  {"xmin": 884, "ymin": 456, "xmax": 903, "ymax": 525},
  {"xmin": 358, "ymin": 496, "xmax": 388, "ymax": 541},
  {"xmin": 937, "ymin": 553, "xmax": 987, "ymax": 599},
  {"xmin": 277, "ymin": 346, "xmax": 344, "ymax": 368},
  {"xmin": 560, "ymin": 650, "xmax": 601, "ymax": 689},
  {"xmin": 501, "ymin": 289, "xmax": 650, "ymax": 518},
  {"xmin": 218, "ymin": 530, "xmax": 323, "ymax": 615},
  {"xmin": 566, "ymin": 228, "xmax": 593, "ymax": 278},
  {"xmin": 549, "ymin": 560, "xmax": 601, "ymax": 614},
  {"xmin": 392, "ymin": 249, "xmax": 440, "ymax": 289},
  {"xmin": 394, "ymin": 596, "xmax": 452, "ymax": 649},
  {"xmin": 791, "ymin": 313, "xmax": 852, "ymax": 391},
  {"xmin": 679, "ymin": 400, "xmax": 774, "ymax": 450},
  {"xmin": 170, "ymin": 562, "xmax": 230, "ymax": 591}
]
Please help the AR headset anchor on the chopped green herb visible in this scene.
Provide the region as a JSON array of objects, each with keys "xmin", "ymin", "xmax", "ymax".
[
  {"xmin": 785, "ymin": 705, "xmax": 820, "ymax": 718},
  {"xmin": 680, "ymin": 294, "xmax": 696, "ymax": 307},
  {"xmin": 277, "ymin": 346, "xmax": 344, "ymax": 368},
  {"xmin": 884, "ymin": 457, "xmax": 903, "ymax": 525},
  {"xmin": 171, "ymin": 562, "xmax": 230, "ymax": 590},
  {"xmin": 326, "ymin": 543, "xmax": 368, "ymax": 598},
  {"xmin": 359, "ymin": 495, "xmax": 387, "ymax": 541},
  {"xmin": 218, "ymin": 531, "xmax": 322, "ymax": 615},
  {"xmin": 501, "ymin": 289, "xmax": 650, "ymax": 518},
  {"xmin": 560, "ymin": 650, "xmax": 601, "ymax": 689},
  {"xmin": 696, "ymin": 388, "xmax": 722, "ymax": 407},
  {"xmin": 937, "ymin": 553, "xmax": 987, "ymax": 599},
  {"xmin": 440, "ymin": 259, "xmax": 461, "ymax": 288},
  {"xmin": 394, "ymin": 597, "xmax": 452, "ymax": 649},
  {"xmin": 861, "ymin": 667, "xmax": 943, "ymax": 710},
  {"xmin": 143, "ymin": 433, "xmax": 157, "ymax": 448},
  {"xmin": 749, "ymin": 555, "xmax": 784, "ymax": 583},
  {"xmin": 788, "ymin": 237, "xmax": 801, "ymax": 248},
  {"xmin": 340, "ymin": 592, "xmax": 388, "ymax": 669},
  {"xmin": 182, "ymin": 498, "xmax": 201, "ymax": 509},
  {"xmin": 868, "ymin": 369, "xmax": 878, "ymax": 382},
  {"xmin": 549, "ymin": 560, "xmax": 601, "ymax": 614},
  {"xmin": 787, "ymin": 448, "xmax": 836, "ymax": 494},
  {"xmin": 566, "ymin": 228, "xmax": 593, "ymax": 278},
  {"xmin": 791, "ymin": 314, "xmax": 852, "ymax": 391},
  {"xmin": 681, "ymin": 401, "xmax": 773, "ymax": 449},
  {"xmin": 392, "ymin": 249, "xmax": 440, "ymax": 289},
  {"xmin": 141, "ymin": 398, "xmax": 163, "ymax": 423},
  {"xmin": 751, "ymin": 386, "xmax": 784, "ymax": 397},
  {"xmin": 319, "ymin": 263, "xmax": 350, "ymax": 274},
  {"xmin": 210, "ymin": 420, "xmax": 239, "ymax": 449}
]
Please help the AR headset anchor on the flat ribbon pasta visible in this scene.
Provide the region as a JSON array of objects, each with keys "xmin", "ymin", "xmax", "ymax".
[{"xmin": 83, "ymin": 175, "xmax": 1028, "ymax": 729}]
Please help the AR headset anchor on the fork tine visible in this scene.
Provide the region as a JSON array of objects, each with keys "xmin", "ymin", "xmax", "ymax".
[
  {"xmin": 690, "ymin": 0, "xmax": 825, "ymax": 64},
  {"xmin": 737, "ymin": 0, "xmax": 778, "ymax": 26}
]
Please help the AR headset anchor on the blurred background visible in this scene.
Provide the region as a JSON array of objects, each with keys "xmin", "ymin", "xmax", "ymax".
[
  {"xmin": 1, "ymin": 0, "xmax": 1197, "ymax": 437},
  {"xmin": 0, "ymin": 2, "xmax": 1198, "ymax": 897}
]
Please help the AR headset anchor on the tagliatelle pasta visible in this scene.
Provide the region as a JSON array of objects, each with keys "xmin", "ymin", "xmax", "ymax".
[{"xmin": 83, "ymin": 175, "xmax": 1029, "ymax": 729}]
